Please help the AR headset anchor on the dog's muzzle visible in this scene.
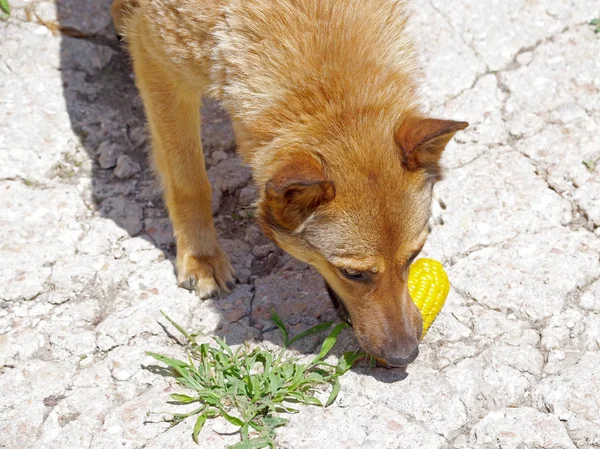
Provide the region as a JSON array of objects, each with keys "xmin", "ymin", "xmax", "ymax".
[{"xmin": 324, "ymin": 281, "xmax": 417, "ymax": 370}]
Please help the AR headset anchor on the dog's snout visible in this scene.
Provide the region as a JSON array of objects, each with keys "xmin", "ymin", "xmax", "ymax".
[
  {"xmin": 384, "ymin": 344, "xmax": 419, "ymax": 367},
  {"xmin": 326, "ymin": 279, "xmax": 423, "ymax": 367}
]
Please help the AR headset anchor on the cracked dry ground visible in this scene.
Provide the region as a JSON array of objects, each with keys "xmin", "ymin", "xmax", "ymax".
[{"xmin": 1, "ymin": 1, "xmax": 600, "ymax": 448}]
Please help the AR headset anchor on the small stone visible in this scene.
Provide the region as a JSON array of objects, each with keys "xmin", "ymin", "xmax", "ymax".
[
  {"xmin": 213, "ymin": 284, "xmax": 253, "ymax": 323},
  {"xmin": 144, "ymin": 218, "xmax": 173, "ymax": 248},
  {"xmin": 113, "ymin": 155, "xmax": 141, "ymax": 179},
  {"xmin": 238, "ymin": 184, "xmax": 257, "ymax": 207},
  {"xmin": 244, "ymin": 226, "xmax": 269, "ymax": 247},
  {"xmin": 201, "ymin": 99, "xmax": 237, "ymax": 153},
  {"xmin": 62, "ymin": 38, "xmax": 115, "ymax": 75},
  {"xmin": 99, "ymin": 197, "xmax": 144, "ymax": 236},
  {"xmin": 57, "ymin": 0, "xmax": 115, "ymax": 38},
  {"xmin": 207, "ymin": 158, "xmax": 251, "ymax": 194},
  {"xmin": 211, "ymin": 150, "xmax": 228, "ymax": 163},
  {"xmin": 220, "ymin": 239, "xmax": 253, "ymax": 284},
  {"xmin": 97, "ymin": 141, "xmax": 120, "ymax": 169},
  {"xmin": 516, "ymin": 50, "xmax": 534, "ymax": 66},
  {"xmin": 252, "ymin": 244, "xmax": 273, "ymax": 258},
  {"xmin": 559, "ymin": 412, "xmax": 573, "ymax": 422},
  {"xmin": 129, "ymin": 125, "xmax": 149, "ymax": 148},
  {"xmin": 211, "ymin": 185, "xmax": 223, "ymax": 215}
]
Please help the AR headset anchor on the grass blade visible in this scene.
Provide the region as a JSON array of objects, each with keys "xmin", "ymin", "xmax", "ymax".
[
  {"xmin": 311, "ymin": 323, "xmax": 348, "ymax": 364},
  {"xmin": 219, "ymin": 407, "xmax": 245, "ymax": 427},
  {"xmin": 325, "ymin": 377, "xmax": 341, "ymax": 407},
  {"xmin": 287, "ymin": 321, "xmax": 333, "ymax": 347},
  {"xmin": 274, "ymin": 404, "xmax": 299, "ymax": 414},
  {"xmin": 336, "ymin": 351, "xmax": 366, "ymax": 375},
  {"xmin": 286, "ymin": 390, "xmax": 322, "ymax": 406},
  {"xmin": 250, "ymin": 374, "xmax": 261, "ymax": 401},
  {"xmin": 170, "ymin": 393, "xmax": 197, "ymax": 404},
  {"xmin": 161, "ymin": 311, "xmax": 196, "ymax": 344},
  {"xmin": 240, "ymin": 422, "xmax": 250, "ymax": 440},
  {"xmin": 299, "ymin": 394, "xmax": 323, "ymax": 407},
  {"xmin": 262, "ymin": 416, "xmax": 288, "ymax": 428},
  {"xmin": 192, "ymin": 414, "xmax": 207, "ymax": 444},
  {"xmin": 230, "ymin": 439, "xmax": 271, "ymax": 449},
  {"xmin": 257, "ymin": 352, "xmax": 273, "ymax": 375},
  {"xmin": 270, "ymin": 311, "xmax": 289, "ymax": 347},
  {"xmin": 0, "ymin": 0, "xmax": 10, "ymax": 15},
  {"xmin": 281, "ymin": 362, "xmax": 294, "ymax": 380},
  {"xmin": 146, "ymin": 352, "xmax": 202, "ymax": 390},
  {"xmin": 289, "ymin": 364, "xmax": 306, "ymax": 389},
  {"xmin": 171, "ymin": 406, "xmax": 206, "ymax": 421},
  {"xmin": 212, "ymin": 335, "xmax": 234, "ymax": 357},
  {"xmin": 267, "ymin": 372, "xmax": 279, "ymax": 397},
  {"xmin": 146, "ymin": 351, "xmax": 188, "ymax": 368}
]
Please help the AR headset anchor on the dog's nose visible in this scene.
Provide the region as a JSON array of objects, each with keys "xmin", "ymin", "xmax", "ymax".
[{"xmin": 384, "ymin": 345, "xmax": 419, "ymax": 367}]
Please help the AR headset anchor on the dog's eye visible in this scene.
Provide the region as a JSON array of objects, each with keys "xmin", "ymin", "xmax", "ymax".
[
  {"xmin": 406, "ymin": 253, "xmax": 418, "ymax": 267},
  {"xmin": 341, "ymin": 268, "xmax": 365, "ymax": 280},
  {"xmin": 406, "ymin": 249, "xmax": 423, "ymax": 268}
]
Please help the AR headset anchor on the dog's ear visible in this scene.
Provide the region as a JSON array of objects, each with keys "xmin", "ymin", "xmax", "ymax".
[
  {"xmin": 396, "ymin": 116, "xmax": 468, "ymax": 182},
  {"xmin": 263, "ymin": 153, "xmax": 335, "ymax": 232}
]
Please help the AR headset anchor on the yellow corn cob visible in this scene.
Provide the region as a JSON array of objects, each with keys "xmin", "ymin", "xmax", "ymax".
[{"xmin": 408, "ymin": 258, "xmax": 450, "ymax": 339}]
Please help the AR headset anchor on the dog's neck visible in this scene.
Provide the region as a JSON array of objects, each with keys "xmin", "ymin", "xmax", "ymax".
[{"xmin": 209, "ymin": 0, "xmax": 423, "ymax": 178}]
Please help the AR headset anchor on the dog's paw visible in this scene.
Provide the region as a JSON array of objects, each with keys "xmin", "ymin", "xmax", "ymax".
[
  {"xmin": 177, "ymin": 248, "xmax": 235, "ymax": 299},
  {"xmin": 429, "ymin": 192, "xmax": 447, "ymax": 230}
]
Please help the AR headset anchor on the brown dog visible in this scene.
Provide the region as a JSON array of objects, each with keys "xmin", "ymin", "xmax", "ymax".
[{"xmin": 111, "ymin": 0, "xmax": 467, "ymax": 367}]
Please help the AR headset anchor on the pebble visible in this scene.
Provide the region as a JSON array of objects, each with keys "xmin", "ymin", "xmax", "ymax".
[
  {"xmin": 97, "ymin": 141, "xmax": 120, "ymax": 169},
  {"xmin": 113, "ymin": 155, "xmax": 141, "ymax": 179}
]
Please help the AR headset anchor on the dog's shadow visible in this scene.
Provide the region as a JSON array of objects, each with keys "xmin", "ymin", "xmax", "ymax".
[
  {"xmin": 53, "ymin": 0, "xmax": 325, "ymax": 346},
  {"xmin": 53, "ymin": 0, "xmax": 407, "ymax": 383}
]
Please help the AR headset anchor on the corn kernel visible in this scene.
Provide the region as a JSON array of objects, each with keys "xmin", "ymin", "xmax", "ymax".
[{"xmin": 408, "ymin": 258, "xmax": 450, "ymax": 339}]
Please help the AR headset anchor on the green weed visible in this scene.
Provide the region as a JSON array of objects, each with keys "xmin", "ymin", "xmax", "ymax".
[
  {"xmin": 591, "ymin": 18, "xmax": 600, "ymax": 33},
  {"xmin": 0, "ymin": 0, "xmax": 9, "ymax": 17},
  {"xmin": 148, "ymin": 311, "xmax": 365, "ymax": 448}
]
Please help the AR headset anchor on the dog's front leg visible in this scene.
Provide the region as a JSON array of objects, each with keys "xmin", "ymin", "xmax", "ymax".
[{"xmin": 128, "ymin": 32, "xmax": 235, "ymax": 298}]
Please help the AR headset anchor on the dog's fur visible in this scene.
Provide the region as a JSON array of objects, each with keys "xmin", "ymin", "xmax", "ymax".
[{"xmin": 112, "ymin": 0, "xmax": 467, "ymax": 366}]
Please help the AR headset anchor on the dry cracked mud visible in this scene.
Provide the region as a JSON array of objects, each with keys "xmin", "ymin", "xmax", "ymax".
[{"xmin": 1, "ymin": 1, "xmax": 600, "ymax": 448}]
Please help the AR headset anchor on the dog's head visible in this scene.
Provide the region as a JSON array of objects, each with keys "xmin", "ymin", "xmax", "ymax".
[{"xmin": 258, "ymin": 114, "xmax": 467, "ymax": 367}]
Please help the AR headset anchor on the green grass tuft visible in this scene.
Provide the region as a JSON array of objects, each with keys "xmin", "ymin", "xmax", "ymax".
[
  {"xmin": 591, "ymin": 18, "xmax": 600, "ymax": 33},
  {"xmin": 148, "ymin": 311, "xmax": 365, "ymax": 448}
]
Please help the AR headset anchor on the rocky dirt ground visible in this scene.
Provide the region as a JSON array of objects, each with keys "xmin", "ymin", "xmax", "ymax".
[{"xmin": 1, "ymin": 1, "xmax": 600, "ymax": 448}]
